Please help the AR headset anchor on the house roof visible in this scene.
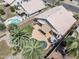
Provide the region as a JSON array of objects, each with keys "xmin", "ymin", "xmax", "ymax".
[
  {"xmin": 21, "ymin": 0, "xmax": 46, "ymax": 14},
  {"xmin": 35, "ymin": 6, "xmax": 76, "ymax": 35}
]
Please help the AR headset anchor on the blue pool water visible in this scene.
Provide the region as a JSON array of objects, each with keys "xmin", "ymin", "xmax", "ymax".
[{"xmin": 10, "ymin": 19, "xmax": 20, "ymax": 25}]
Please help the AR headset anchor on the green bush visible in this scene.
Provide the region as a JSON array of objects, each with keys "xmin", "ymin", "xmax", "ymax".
[
  {"xmin": 10, "ymin": 6, "xmax": 15, "ymax": 12},
  {"xmin": 0, "ymin": 23, "xmax": 6, "ymax": 31},
  {"xmin": 73, "ymin": 14, "xmax": 79, "ymax": 20},
  {"xmin": 0, "ymin": 9, "xmax": 5, "ymax": 15},
  {"xmin": 8, "ymin": 24, "xmax": 18, "ymax": 32},
  {"xmin": 64, "ymin": 30, "xmax": 79, "ymax": 59}
]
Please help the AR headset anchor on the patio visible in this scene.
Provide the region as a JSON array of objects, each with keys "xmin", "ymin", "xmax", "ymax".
[{"xmin": 32, "ymin": 24, "xmax": 52, "ymax": 50}]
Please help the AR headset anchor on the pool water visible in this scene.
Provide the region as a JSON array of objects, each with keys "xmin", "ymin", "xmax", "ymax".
[
  {"xmin": 10, "ymin": 19, "xmax": 21, "ymax": 25},
  {"xmin": 5, "ymin": 16, "xmax": 22, "ymax": 25}
]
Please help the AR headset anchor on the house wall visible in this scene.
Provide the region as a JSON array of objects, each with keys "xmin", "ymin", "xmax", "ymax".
[{"xmin": 18, "ymin": 16, "xmax": 34, "ymax": 29}]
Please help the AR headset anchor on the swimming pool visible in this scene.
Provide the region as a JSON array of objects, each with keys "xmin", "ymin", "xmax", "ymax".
[{"xmin": 4, "ymin": 16, "xmax": 22, "ymax": 25}]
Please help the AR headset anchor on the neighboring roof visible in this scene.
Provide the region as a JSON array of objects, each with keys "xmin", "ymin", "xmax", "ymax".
[
  {"xmin": 75, "ymin": 0, "xmax": 79, "ymax": 2},
  {"xmin": 4, "ymin": 0, "xmax": 14, "ymax": 4},
  {"xmin": 61, "ymin": 1, "xmax": 79, "ymax": 13},
  {"xmin": 35, "ymin": 6, "xmax": 76, "ymax": 35},
  {"xmin": 21, "ymin": 0, "xmax": 46, "ymax": 14},
  {"xmin": 11, "ymin": 0, "xmax": 22, "ymax": 6},
  {"xmin": 4, "ymin": 0, "xmax": 24, "ymax": 6}
]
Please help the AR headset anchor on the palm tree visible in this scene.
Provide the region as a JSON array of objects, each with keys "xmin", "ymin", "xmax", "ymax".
[
  {"xmin": 65, "ymin": 30, "xmax": 79, "ymax": 59},
  {"xmin": 8, "ymin": 24, "xmax": 18, "ymax": 32},
  {"xmin": 22, "ymin": 38, "xmax": 45, "ymax": 59},
  {"xmin": 10, "ymin": 28, "xmax": 30, "ymax": 49},
  {"xmin": 10, "ymin": 28, "xmax": 30, "ymax": 55}
]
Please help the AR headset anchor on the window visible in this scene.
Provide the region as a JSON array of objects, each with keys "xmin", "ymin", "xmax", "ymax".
[
  {"xmin": 48, "ymin": 37, "xmax": 51, "ymax": 43},
  {"xmin": 37, "ymin": 22, "xmax": 42, "ymax": 26},
  {"xmin": 38, "ymin": 29, "xmax": 46, "ymax": 35},
  {"xmin": 52, "ymin": 57, "xmax": 54, "ymax": 59},
  {"xmin": 49, "ymin": 30, "xmax": 53, "ymax": 34}
]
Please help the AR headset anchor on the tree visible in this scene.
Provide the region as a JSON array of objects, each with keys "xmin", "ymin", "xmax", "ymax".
[
  {"xmin": 22, "ymin": 38, "xmax": 45, "ymax": 59},
  {"xmin": 0, "ymin": 9, "xmax": 5, "ymax": 15},
  {"xmin": 10, "ymin": 28, "xmax": 30, "ymax": 49},
  {"xmin": 10, "ymin": 26, "xmax": 46, "ymax": 58},
  {"xmin": 10, "ymin": 6, "xmax": 15, "ymax": 12},
  {"xmin": 10, "ymin": 28, "xmax": 30, "ymax": 55},
  {"xmin": 65, "ymin": 30, "xmax": 79, "ymax": 59},
  {"xmin": 8, "ymin": 24, "xmax": 18, "ymax": 32},
  {"xmin": 73, "ymin": 14, "xmax": 79, "ymax": 20},
  {"xmin": 0, "ymin": 23, "xmax": 6, "ymax": 31}
]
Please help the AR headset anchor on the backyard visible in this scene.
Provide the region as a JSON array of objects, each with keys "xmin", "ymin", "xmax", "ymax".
[
  {"xmin": 0, "ymin": 0, "xmax": 79, "ymax": 59},
  {"xmin": 0, "ymin": 24, "xmax": 33, "ymax": 59}
]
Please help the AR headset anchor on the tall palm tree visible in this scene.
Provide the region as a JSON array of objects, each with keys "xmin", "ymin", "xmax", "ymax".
[
  {"xmin": 10, "ymin": 28, "xmax": 30, "ymax": 49},
  {"xmin": 65, "ymin": 30, "xmax": 79, "ymax": 59},
  {"xmin": 22, "ymin": 38, "xmax": 45, "ymax": 59}
]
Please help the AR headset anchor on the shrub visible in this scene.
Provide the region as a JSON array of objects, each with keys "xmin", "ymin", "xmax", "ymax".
[
  {"xmin": 0, "ymin": 9, "xmax": 5, "ymax": 15},
  {"xmin": 0, "ymin": 23, "xmax": 6, "ymax": 31},
  {"xmin": 8, "ymin": 24, "xmax": 18, "ymax": 32},
  {"xmin": 64, "ymin": 30, "xmax": 79, "ymax": 59},
  {"xmin": 10, "ymin": 6, "xmax": 15, "ymax": 12},
  {"xmin": 73, "ymin": 14, "xmax": 79, "ymax": 20}
]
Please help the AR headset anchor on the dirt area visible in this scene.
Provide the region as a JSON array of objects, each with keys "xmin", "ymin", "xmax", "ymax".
[
  {"xmin": 0, "ymin": 0, "xmax": 3, "ymax": 2},
  {"xmin": 0, "ymin": 2, "xmax": 17, "ymax": 20},
  {"xmin": 0, "ymin": 30, "xmax": 23, "ymax": 59},
  {"xmin": 0, "ymin": 6, "xmax": 17, "ymax": 20},
  {"xmin": 0, "ymin": 40, "xmax": 11, "ymax": 59}
]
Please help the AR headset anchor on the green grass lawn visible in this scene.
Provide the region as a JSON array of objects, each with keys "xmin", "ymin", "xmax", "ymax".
[{"xmin": 22, "ymin": 24, "xmax": 33, "ymax": 35}]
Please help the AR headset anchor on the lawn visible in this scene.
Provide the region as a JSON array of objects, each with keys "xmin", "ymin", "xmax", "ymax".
[{"xmin": 22, "ymin": 24, "xmax": 33, "ymax": 35}]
